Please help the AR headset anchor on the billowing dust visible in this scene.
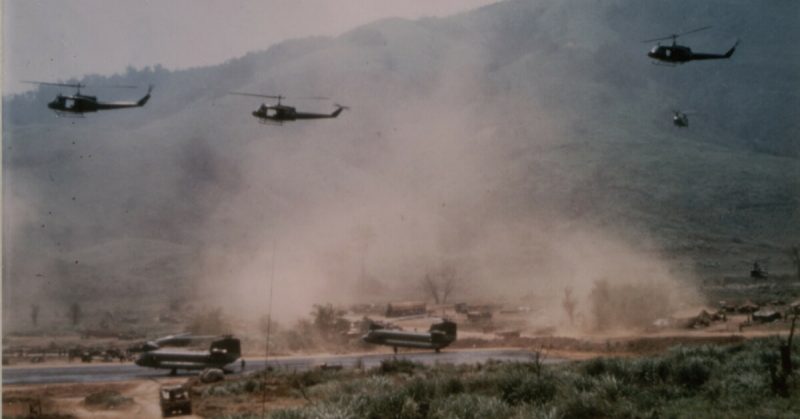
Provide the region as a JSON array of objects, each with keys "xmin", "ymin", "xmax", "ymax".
[
  {"xmin": 187, "ymin": 47, "xmax": 700, "ymax": 334},
  {"xmin": 4, "ymin": 14, "xmax": 700, "ymax": 337}
]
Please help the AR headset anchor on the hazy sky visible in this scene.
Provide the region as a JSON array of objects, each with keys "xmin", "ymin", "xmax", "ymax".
[{"xmin": 2, "ymin": 0, "xmax": 498, "ymax": 95}]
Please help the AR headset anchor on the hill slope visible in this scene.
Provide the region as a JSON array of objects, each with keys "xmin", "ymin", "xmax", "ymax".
[{"xmin": 3, "ymin": 0, "xmax": 798, "ymax": 330}]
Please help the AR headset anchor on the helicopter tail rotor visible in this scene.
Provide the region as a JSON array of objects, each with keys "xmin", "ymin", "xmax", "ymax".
[
  {"xmin": 331, "ymin": 104, "xmax": 349, "ymax": 118},
  {"xmin": 137, "ymin": 85, "xmax": 154, "ymax": 107},
  {"xmin": 724, "ymin": 39, "xmax": 740, "ymax": 58}
]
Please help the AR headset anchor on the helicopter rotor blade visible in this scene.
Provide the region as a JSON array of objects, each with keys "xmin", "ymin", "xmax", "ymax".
[
  {"xmin": 678, "ymin": 25, "xmax": 712, "ymax": 37},
  {"xmin": 229, "ymin": 92, "xmax": 330, "ymax": 101},
  {"xmin": 643, "ymin": 26, "xmax": 712, "ymax": 43},
  {"xmin": 22, "ymin": 80, "xmax": 85, "ymax": 89},
  {"xmin": 229, "ymin": 92, "xmax": 283, "ymax": 100},
  {"xmin": 643, "ymin": 35, "xmax": 676, "ymax": 43},
  {"xmin": 24, "ymin": 80, "xmax": 143, "ymax": 90}
]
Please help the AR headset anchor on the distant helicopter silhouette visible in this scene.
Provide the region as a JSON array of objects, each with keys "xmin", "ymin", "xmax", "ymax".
[
  {"xmin": 644, "ymin": 26, "xmax": 739, "ymax": 65},
  {"xmin": 229, "ymin": 92, "xmax": 347, "ymax": 124},
  {"xmin": 673, "ymin": 110, "xmax": 690, "ymax": 127},
  {"xmin": 24, "ymin": 81, "xmax": 152, "ymax": 116}
]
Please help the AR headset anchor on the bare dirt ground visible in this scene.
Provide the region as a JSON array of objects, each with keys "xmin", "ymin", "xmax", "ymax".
[{"xmin": 3, "ymin": 378, "xmax": 203, "ymax": 419}]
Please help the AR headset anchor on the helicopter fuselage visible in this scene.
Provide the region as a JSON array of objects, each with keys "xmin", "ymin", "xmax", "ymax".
[
  {"xmin": 648, "ymin": 45, "xmax": 694, "ymax": 63},
  {"xmin": 46, "ymin": 89, "xmax": 151, "ymax": 114},
  {"xmin": 673, "ymin": 112, "xmax": 689, "ymax": 127},
  {"xmin": 252, "ymin": 103, "xmax": 345, "ymax": 123},
  {"xmin": 647, "ymin": 41, "xmax": 738, "ymax": 64}
]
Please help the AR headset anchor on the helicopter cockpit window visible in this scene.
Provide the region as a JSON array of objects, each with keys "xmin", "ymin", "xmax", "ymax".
[{"xmin": 650, "ymin": 46, "xmax": 659, "ymax": 54}]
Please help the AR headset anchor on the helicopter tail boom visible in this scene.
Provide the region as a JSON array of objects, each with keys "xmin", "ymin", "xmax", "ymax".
[
  {"xmin": 691, "ymin": 40, "xmax": 739, "ymax": 61},
  {"xmin": 137, "ymin": 94, "xmax": 151, "ymax": 107}
]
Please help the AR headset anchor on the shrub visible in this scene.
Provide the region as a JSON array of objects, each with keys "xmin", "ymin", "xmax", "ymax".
[
  {"xmin": 377, "ymin": 358, "xmax": 422, "ymax": 375},
  {"xmin": 356, "ymin": 391, "xmax": 415, "ymax": 419},
  {"xmin": 204, "ymin": 376, "xmax": 265, "ymax": 396},
  {"xmin": 559, "ymin": 391, "xmax": 609, "ymax": 419},
  {"xmin": 440, "ymin": 376, "xmax": 465, "ymax": 395},
  {"xmin": 674, "ymin": 356, "xmax": 713, "ymax": 389},
  {"xmin": 429, "ymin": 394, "xmax": 512, "ymax": 419},
  {"xmin": 268, "ymin": 403, "xmax": 358, "ymax": 419},
  {"xmin": 582, "ymin": 357, "xmax": 631, "ymax": 381},
  {"xmin": 401, "ymin": 377, "xmax": 437, "ymax": 404},
  {"xmin": 83, "ymin": 390, "xmax": 133, "ymax": 409},
  {"xmin": 499, "ymin": 372, "xmax": 557, "ymax": 406},
  {"xmin": 633, "ymin": 358, "xmax": 670, "ymax": 385}
]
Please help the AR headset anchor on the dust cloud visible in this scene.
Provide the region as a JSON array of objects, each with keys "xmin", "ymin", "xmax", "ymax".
[
  {"xmin": 185, "ymin": 33, "xmax": 699, "ymax": 332},
  {"xmin": 3, "ymin": 2, "xmax": 724, "ymax": 335}
]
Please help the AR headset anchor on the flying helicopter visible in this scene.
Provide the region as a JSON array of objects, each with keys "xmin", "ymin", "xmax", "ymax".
[
  {"xmin": 23, "ymin": 81, "xmax": 152, "ymax": 116},
  {"xmin": 672, "ymin": 110, "xmax": 690, "ymax": 127},
  {"xmin": 229, "ymin": 92, "xmax": 348, "ymax": 124},
  {"xmin": 644, "ymin": 26, "xmax": 739, "ymax": 64}
]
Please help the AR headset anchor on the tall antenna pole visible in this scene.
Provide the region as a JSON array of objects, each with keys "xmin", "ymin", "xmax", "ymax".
[{"xmin": 261, "ymin": 241, "xmax": 277, "ymax": 418}]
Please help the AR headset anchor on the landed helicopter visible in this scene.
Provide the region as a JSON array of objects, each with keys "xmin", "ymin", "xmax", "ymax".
[
  {"xmin": 24, "ymin": 81, "xmax": 152, "ymax": 116},
  {"xmin": 362, "ymin": 319, "xmax": 457, "ymax": 354},
  {"xmin": 645, "ymin": 26, "xmax": 739, "ymax": 65},
  {"xmin": 134, "ymin": 335, "xmax": 241, "ymax": 375},
  {"xmin": 229, "ymin": 92, "xmax": 348, "ymax": 124}
]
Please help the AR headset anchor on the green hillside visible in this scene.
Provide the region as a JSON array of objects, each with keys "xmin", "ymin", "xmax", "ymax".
[{"xmin": 3, "ymin": 0, "xmax": 798, "ymax": 331}]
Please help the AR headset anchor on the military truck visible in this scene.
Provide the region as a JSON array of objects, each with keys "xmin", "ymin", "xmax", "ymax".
[{"xmin": 159, "ymin": 384, "xmax": 192, "ymax": 417}]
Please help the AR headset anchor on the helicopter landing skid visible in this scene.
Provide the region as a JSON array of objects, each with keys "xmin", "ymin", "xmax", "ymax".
[
  {"xmin": 258, "ymin": 119, "xmax": 283, "ymax": 126},
  {"xmin": 53, "ymin": 110, "xmax": 85, "ymax": 118},
  {"xmin": 650, "ymin": 61, "xmax": 680, "ymax": 67}
]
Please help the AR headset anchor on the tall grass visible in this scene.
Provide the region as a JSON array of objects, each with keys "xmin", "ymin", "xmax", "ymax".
[{"xmin": 201, "ymin": 338, "xmax": 799, "ymax": 418}]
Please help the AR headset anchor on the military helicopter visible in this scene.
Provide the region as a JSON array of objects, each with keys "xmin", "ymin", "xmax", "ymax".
[
  {"xmin": 362, "ymin": 319, "xmax": 457, "ymax": 354},
  {"xmin": 229, "ymin": 92, "xmax": 348, "ymax": 124},
  {"xmin": 644, "ymin": 26, "xmax": 739, "ymax": 64},
  {"xmin": 134, "ymin": 335, "xmax": 241, "ymax": 375},
  {"xmin": 672, "ymin": 110, "xmax": 690, "ymax": 127},
  {"xmin": 24, "ymin": 81, "xmax": 152, "ymax": 116}
]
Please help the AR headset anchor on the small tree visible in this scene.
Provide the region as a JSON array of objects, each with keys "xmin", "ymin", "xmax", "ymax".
[
  {"xmin": 440, "ymin": 266, "xmax": 457, "ymax": 304},
  {"xmin": 69, "ymin": 302, "xmax": 82, "ymax": 326},
  {"xmin": 791, "ymin": 245, "xmax": 800, "ymax": 282},
  {"xmin": 423, "ymin": 273, "xmax": 441, "ymax": 304},
  {"xmin": 30, "ymin": 304, "xmax": 40, "ymax": 327},
  {"xmin": 771, "ymin": 311, "xmax": 798, "ymax": 397},
  {"xmin": 421, "ymin": 265, "xmax": 460, "ymax": 304},
  {"xmin": 311, "ymin": 304, "xmax": 349, "ymax": 339}
]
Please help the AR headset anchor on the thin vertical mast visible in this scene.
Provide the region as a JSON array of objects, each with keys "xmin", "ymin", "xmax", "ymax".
[{"xmin": 261, "ymin": 241, "xmax": 276, "ymax": 417}]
